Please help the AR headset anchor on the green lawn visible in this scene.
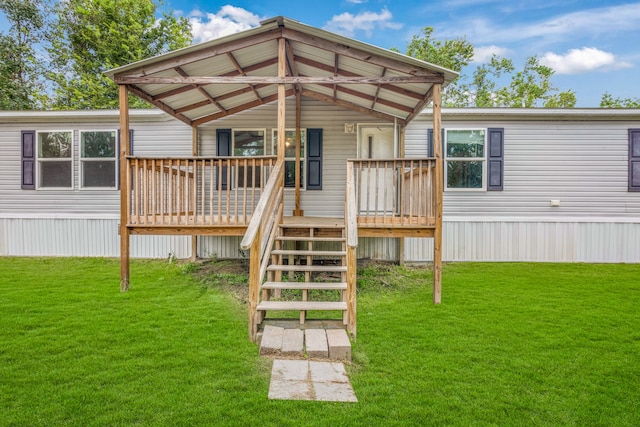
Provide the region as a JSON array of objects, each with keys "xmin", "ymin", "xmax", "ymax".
[{"xmin": 0, "ymin": 258, "xmax": 638, "ymax": 426}]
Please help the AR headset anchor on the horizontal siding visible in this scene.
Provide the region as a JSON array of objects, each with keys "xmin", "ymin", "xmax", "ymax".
[
  {"xmin": 0, "ymin": 114, "xmax": 191, "ymax": 216},
  {"xmin": 407, "ymin": 116, "xmax": 640, "ymax": 218},
  {"xmin": 198, "ymin": 97, "xmax": 389, "ymax": 217},
  {"xmin": 404, "ymin": 220, "xmax": 640, "ymax": 263},
  {"xmin": 0, "ymin": 218, "xmax": 190, "ymax": 258}
]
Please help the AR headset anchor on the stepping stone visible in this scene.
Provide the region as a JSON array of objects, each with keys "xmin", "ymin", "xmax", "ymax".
[
  {"xmin": 268, "ymin": 359, "xmax": 357, "ymax": 402},
  {"xmin": 326, "ymin": 329, "xmax": 351, "ymax": 361},
  {"xmin": 281, "ymin": 329, "xmax": 304, "ymax": 357},
  {"xmin": 305, "ymin": 329, "xmax": 328, "ymax": 358},
  {"xmin": 260, "ymin": 325, "xmax": 284, "ymax": 356}
]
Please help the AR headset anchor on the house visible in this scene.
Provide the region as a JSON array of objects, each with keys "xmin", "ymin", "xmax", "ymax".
[{"xmin": 1, "ymin": 17, "xmax": 639, "ymax": 340}]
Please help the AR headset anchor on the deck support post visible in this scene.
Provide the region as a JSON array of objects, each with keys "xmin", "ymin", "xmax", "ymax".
[
  {"xmin": 432, "ymin": 83, "xmax": 443, "ymax": 304},
  {"xmin": 398, "ymin": 125, "xmax": 406, "ymax": 266},
  {"xmin": 191, "ymin": 126, "xmax": 199, "ymax": 261},
  {"xmin": 346, "ymin": 245, "xmax": 357, "ymax": 338},
  {"xmin": 293, "ymin": 91, "xmax": 303, "ymax": 216},
  {"xmin": 119, "ymin": 85, "xmax": 131, "ymax": 292}
]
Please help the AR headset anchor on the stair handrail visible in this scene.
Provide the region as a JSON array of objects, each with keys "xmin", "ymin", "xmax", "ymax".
[
  {"xmin": 241, "ymin": 159, "xmax": 284, "ymax": 341},
  {"xmin": 345, "ymin": 161, "xmax": 358, "ymax": 249},
  {"xmin": 345, "ymin": 161, "xmax": 358, "ymax": 337}
]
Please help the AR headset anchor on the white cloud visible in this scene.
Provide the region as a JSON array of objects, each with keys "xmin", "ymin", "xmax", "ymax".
[
  {"xmin": 188, "ymin": 5, "xmax": 262, "ymax": 43},
  {"xmin": 472, "ymin": 45, "xmax": 510, "ymax": 63},
  {"xmin": 540, "ymin": 47, "xmax": 633, "ymax": 74},
  {"xmin": 323, "ymin": 8, "xmax": 402, "ymax": 38},
  {"xmin": 440, "ymin": 3, "xmax": 640, "ymax": 45},
  {"xmin": 346, "ymin": 0, "xmax": 366, "ymax": 3}
]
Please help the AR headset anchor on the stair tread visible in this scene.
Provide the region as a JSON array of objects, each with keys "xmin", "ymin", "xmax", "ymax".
[
  {"xmin": 262, "ymin": 281, "xmax": 347, "ymax": 290},
  {"xmin": 271, "ymin": 249, "xmax": 347, "ymax": 256},
  {"xmin": 267, "ymin": 264, "xmax": 347, "ymax": 272},
  {"xmin": 276, "ymin": 236, "xmax": 345, "ymax": 242},
  {"xmin": 257, "ymin": 301, "xmax": 348, "ymax": 311}
]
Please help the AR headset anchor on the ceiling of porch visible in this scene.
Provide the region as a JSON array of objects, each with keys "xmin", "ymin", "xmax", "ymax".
[{"xmin": 105, "ymin": 16, "xmax": 458, "ymax": 127}]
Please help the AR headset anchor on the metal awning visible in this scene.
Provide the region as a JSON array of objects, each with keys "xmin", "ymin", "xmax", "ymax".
[{"xmin": 105, "ymin": 16, "xmax": 458, "ymax": 127}]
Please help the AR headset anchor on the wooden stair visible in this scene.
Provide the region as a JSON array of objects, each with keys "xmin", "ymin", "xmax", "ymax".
[{"xmin": 256, "ymin": 218, "xmax": 349, "ymax": 326}]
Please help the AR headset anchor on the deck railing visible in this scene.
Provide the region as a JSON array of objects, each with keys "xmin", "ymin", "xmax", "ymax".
[
  {"xmin": 347, "ymin": 158, "xmax": 436, "ymax": 227},
  {"xmin": 126, "ymin": 156, "xmax": 277, "ymax": 227},
  {"xmin": 241, "ymin": 160, "xmax": 284, "ymax": 341}
]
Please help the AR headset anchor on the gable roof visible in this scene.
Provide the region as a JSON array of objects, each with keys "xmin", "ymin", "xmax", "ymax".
[{"xmin": 105, "ymin": 16, "xmax": 458, "ymax": 127}]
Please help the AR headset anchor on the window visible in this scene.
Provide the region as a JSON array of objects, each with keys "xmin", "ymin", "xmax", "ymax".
[
  {"xmin": 80, "ymin": 131, "xmax": 117, "ymax": 188},
  {"xmin": 273, "ymin": 129, "xmax": 306, "ymax": 188},
  {"xmin": 37, "ymin": 131, "xmax": 73, "ymax": 188},
  {"xmin": 234, "ymin": 129, "xmax": 265, "ymax": 187},
  {"xmin": 445, "ymin": 129, "xmax": 486, "ymax": 190}
]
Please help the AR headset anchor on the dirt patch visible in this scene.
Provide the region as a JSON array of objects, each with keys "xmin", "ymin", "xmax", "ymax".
[{"xmin": 189, "ymin": 258, "xmax": 250, "ymax": 304}]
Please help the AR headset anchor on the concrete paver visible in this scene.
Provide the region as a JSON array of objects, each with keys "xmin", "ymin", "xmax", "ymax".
[
  {"xmin": 305, "ymin": 329, "xmax": 328, "ymax": 358},
  {"xmin": 326, "ymin": 329, "xmax": 351, "ymax": 361},
  {"xmin": 268, "ymin": 359, "xmax": 357, "ymax": 402}
]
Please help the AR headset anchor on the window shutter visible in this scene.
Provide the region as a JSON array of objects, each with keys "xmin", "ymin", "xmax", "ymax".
[
  {"xmin": 216, "ymin": 129, "xmax": 231, "ymax": 190},
  {"xmin": 117, "ymin": 129, "xmax": 134, "ymax": 190},
  {"xmin": 487, "ymin": 128, "xmax": 504, "ymax": 191},
  {"xmin": 630, "ymin": 129, "xmax": 640, "ymax": 192},
  {"xmin": 306, "ymin": 128, "xmax": 322, "ymax": 190},
  {"xmin": 427, "ymin": 128, "xmax": 445, "ymax": 157},
  {"xmin": 21, "ymin": 130, "xmax": 36, "ymax": 190}
]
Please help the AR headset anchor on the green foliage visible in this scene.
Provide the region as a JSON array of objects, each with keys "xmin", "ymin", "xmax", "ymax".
[
  {"xmin": 404, "ymin": 28, "xmax": 576, "ymax": 108},
  {"xmin": 600, "ymin": 92, "xmax": 640, "ymax": 108},
  {"xmin": 405, "ymin": 26, "xmax": 474, "ymax": 73},
  {"xmin": 81, "ymin": 131, "xmax": 116, "ymax": 157},
  {"xmin": 47, "ymin": 0, "xmax": 192, "ymax": 109},
  {"xmin": 0, "ymin": 0, "xmax": 48, "ymax": 109}
]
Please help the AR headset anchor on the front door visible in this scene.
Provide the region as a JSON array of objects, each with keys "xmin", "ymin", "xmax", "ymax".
[{"xmin": 357, "ymin": 125, "xmax": 396, "ymax": 214}]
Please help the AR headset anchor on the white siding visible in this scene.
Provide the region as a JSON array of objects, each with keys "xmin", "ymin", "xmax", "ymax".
[
  {"xmin": 407, "ymin": 115, "xmax": 640, "ymax": 218},
  {"xmin": 404, "ymin": 220, "xmax": 640, "ymax": 263},
  {"xmin": 0, "ymin": 218, "xmax": 190, "ymax": 258}
]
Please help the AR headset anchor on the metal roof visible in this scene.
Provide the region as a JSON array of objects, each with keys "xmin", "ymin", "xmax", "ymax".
[{"xmin": 105, "ymin": 16, "xmax": 458, "ymax": 127}]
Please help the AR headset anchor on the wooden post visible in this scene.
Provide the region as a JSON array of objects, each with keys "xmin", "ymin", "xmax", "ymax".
[
  {"xmin": 277, "ymin": 38, "xmax": 286, "ymax": 164},
  {"xmin": 293, "ymin": 91, "xmax": 303, "ymax": 216},
  {"xmin": 346, "ymin": 245, "xmax": 357, "ymax": 338},
  {"xmin": 248, "ymin": 226, "xmax": 261, "ymax": 341},
  {"xmin": 191, "ymin": 126, "xmax": 198, "ymax": 261},
  {"xmin": 432, "ymin": 84, "xmax": 443, "ymax": 304},
  {"xmin": 398, "ymin": 125, "xmax": 406, "ymax": 266},
  {"xmin": 119, "ymin": 85, "xmax": 131, "ymax": 292}
]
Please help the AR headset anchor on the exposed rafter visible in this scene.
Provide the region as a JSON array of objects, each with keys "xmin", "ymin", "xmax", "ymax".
[
  {"xmin": 175, "ymin": 66, "xmax": 226, "ymax": 113},
  {"xmin": 115, "ymin": 75, "xmax": 442, "ymax": 85},
  {"xmin": 126, "ymin": 84, "xmax": 192, "ymax": 126},
  {"xmin": 226, "ymin": 52, "xmax": 263, "ymax": 102}
]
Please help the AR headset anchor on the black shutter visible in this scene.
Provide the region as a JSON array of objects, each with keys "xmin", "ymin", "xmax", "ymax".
[
  {"xmin": 117, "ymin": 129, "xmax": 134, "ymax": 190},
  {"xmin": 306, "ymin": 128, "xmax": 322, "ymax": 190},
  {"xmin": 487, "ymin": 128, "xmax": 504, "ymax": 191},
  {"xmin": 21, "ymin": 130, "xmax": 36, "ymax": 190},
  {"xmin": 216, "ymin": 129, "xmax": 231, "ymax": 190},
  {"xmin": 427, "ymin": 128, "xmax": 445, "ymax": 157},
  {"xmin": 630, "ymin": 129, "xmax": 640, "ymax": 192}
]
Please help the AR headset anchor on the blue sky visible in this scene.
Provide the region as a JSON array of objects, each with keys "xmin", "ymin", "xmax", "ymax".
[{"xmin": 162, "ymin": 0, "xmax": 640, "ymax": 107}]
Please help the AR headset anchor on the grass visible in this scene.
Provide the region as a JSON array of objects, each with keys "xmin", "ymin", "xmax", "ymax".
[{"xmin": 0, "ymin": 258, "xmax": 638, "ymax": 426}]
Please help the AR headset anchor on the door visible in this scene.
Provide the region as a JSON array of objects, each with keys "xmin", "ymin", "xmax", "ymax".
[{"xmin": 357, "ymin": 125, "xmax": 396, "ymax": 214}]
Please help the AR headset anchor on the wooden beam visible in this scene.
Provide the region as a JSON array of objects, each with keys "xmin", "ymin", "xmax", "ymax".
[
  {"xmin": 405, "ymin": 85, "xmax": 436, "ymax": 124},
  {"xmin": 127, "ymin": 84, "xmax": 193, "ymax": 126},
  {"xmin": 371, "ymin": 67, "xmax": 386, "ymax": 110},
  {"xmin": 191, "ymin": 126, "xmax": 199, "ymax": 261},
  {"xmin": 301, "ymin": 88, "xmax": 405, "ymax": 125},
  {"xmin": 114, "ymin": 28, "xmax": 282, "ymax": 78},
  {"xmin": 192, "ymin": 88, "xmax": 295, "ymax": 127},
  {"xmin": 175, "ymin": 66, "xmax": 226, "ymax": 112},
  {"xmin": 398, "ymin": 125, "xmax": 406, "ymax": 267},
  {"xmin": 294, "ymin": 55, "xmax": 428, "ymax": 100},
  {"xmin": 119, "ymin": 85, "xmax": 131, "ymax": 292},
  {"xmin": 357, "ymin": 227, "xmax": 435, "ymax": 238},
  {"xmin": 226, "ymin": 52, "xmax": 263, "ymax": 102},
  {"xmin": 152, "ymin": 58, "xmax": 278, "ymax": 100},
  {"xmin": 282, "ymin": 28, "xmax": 446, "ymax": 78},
  {"xmin": 305, "ymin": 77, "xmax": 414, "ymax": 113},
  {"xmin": 115, "ymin": 75, "xmax": 442, "ymax": 85},
  {"xmin": 432, "ymin": 83, "xmax": 443, "ymax": 304}
]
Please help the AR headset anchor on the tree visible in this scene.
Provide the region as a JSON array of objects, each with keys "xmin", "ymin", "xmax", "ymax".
[
  {"xmin": 0, "ymin": 0, "xmax": 47, "ymax": 110},
  {"xmin": 48, "ymin": 0, "xmax": 192, "ymax": 109},
  {"xmin": 600, "ymin": 93, "xmax": 640, "ymax": 108},
  {"xmin": 404, "ymin": 27, "xmax": 576, "ymax": 108}
]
